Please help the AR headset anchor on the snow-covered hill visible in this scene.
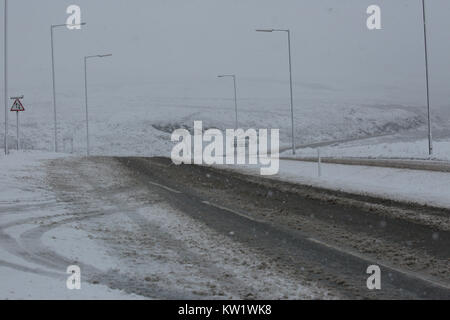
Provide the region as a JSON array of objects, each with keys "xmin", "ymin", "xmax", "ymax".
[{"xmin": 0, "ymin": 84, "xmax": 430, "ymax": 157}]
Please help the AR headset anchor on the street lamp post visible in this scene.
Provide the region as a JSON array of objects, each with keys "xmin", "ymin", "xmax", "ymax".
[
  {"xmin": 4, "ymin": 0, "xmax": 8, "ymax": 155},
  {"xmin": 256, "ymin": 28, "xmax": 296, "ymax": 155},
  {"xmin": 84, "ymin": 54, "xmax": 112, "ymax": 156},
  {"xmin": 218, "ymin": 74, "xmax": 238, "ymax": 129},
  {"xmin": 421, "ymin": 0, "xmax": 433, "ymax": 156},
  {"xmin": 50, "ymin": 22, "xmax": 86, "ymax": 153}
]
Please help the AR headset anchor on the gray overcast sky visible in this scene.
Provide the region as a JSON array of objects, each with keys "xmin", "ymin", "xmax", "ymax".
[{"xmin": 2, "ymin": 0, "xmax": 450, "ymax": 107}]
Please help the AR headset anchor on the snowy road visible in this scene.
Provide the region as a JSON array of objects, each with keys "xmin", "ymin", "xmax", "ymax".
[
  {"xmin": 0, "ymin": 154, "xmax": 448, "ymax": 299},
  {"xmin": 119, "ymin": 157, "xmax": 450, "ymax": 299},
  {"xmin": 0, "ymin": 154, "xmax": 326, "ymax": 299}
]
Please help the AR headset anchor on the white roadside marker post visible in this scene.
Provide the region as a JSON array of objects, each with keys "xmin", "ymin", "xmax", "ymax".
[{"xmin": 317, "ymin": 148, "xmax": 322, "ymax": 178}]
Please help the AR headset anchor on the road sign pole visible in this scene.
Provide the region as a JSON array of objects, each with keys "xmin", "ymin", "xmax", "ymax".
[
  {"xmin": 16, "ymin": 111, "xmax": 18, "ymax": 150},
  {"xmin": 10, "ymin": 96, "xmax": 25, "ymax": 150}
]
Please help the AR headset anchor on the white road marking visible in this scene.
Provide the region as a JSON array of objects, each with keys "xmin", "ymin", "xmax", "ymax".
[
  {"xmin": 147, "ymin": 181, "xmax": 182, "ymax": 194},
  {"xmin": 201, "ymin": 201, "xmax": 267, "ymax": 224}
]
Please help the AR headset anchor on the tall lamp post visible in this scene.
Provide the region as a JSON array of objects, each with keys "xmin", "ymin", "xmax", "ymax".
[
  {"xmin": 218, "ymin": 74, "xmax": 238, "ymax": 129},
  {"xmin": 4, "ymin": 0, "xmax": 8, "ymax": 155},
  {"xmin": 50, "ymin": 22, "xmax": 86, "ymax": 153},
  {"xmin": 84, "ymin": 54, "xmax": 112, "ymax": 156},
  {"xmin": 421, "ymin": 0, "xmax": 433, "ymax": 156},
  {"xmin": 256, "ymin": 28, "xmax": 296, "ymax": 155}
]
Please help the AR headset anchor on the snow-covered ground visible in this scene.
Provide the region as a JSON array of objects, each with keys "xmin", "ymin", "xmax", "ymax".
[
  {"xmin": 284, "ymin": 137, "xmax": 450, "ymax": 161},
  {"xmin": 0, "ymin": 83, "xmax": 430, "ymax": 158},
  {"xmin": 0, "ymin": 266, "xmax": 143, "ymax": 300},
  {"xmin": 223, "ymin": 158, "xmax": 450, "ymax": 210},
  {"xmin": 0, "ymin": 151, "xmax": 145, "ymax": 299}
]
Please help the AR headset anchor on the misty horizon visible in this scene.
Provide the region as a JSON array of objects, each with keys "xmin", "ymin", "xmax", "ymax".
[{"xmin": 1, "ymin": 0, "xmax": 450, "ymax": 109}]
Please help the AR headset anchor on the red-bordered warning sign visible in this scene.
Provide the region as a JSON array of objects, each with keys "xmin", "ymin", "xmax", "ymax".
[{"xmin": 10, "ymin": 99, "xmax": 25, "ymax": 112}]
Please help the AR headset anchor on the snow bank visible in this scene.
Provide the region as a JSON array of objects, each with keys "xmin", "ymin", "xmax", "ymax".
[
  {"xmin": 286, "ymin": 139, "xmax": 450, "ymax": 161},
  {"xmin": 226, "ymin": 159, "xmax": 450, "ymax": 209}
]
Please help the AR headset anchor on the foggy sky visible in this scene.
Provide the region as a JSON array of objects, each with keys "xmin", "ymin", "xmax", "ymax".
[{"xmin": 2, "ymin": 0, "xmax": 450, "ymax": 107}]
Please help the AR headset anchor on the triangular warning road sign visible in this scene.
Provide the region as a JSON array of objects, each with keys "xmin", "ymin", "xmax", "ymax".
[{"xmin": 10, "ymin": 99, "xmax": 25, "ymax": 112}]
